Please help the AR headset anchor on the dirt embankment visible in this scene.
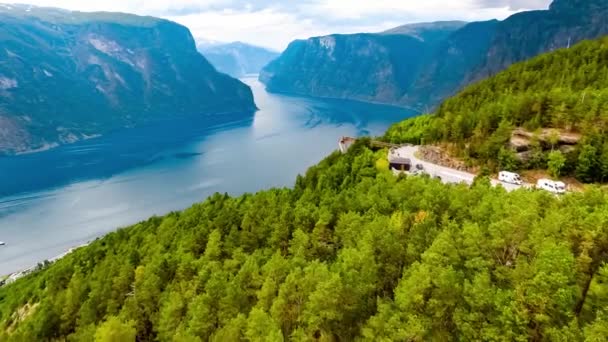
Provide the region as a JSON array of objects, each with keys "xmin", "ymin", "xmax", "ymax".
[{"xmin": 417, "ymin": 145, "xmax": 479, "ymax": 173}]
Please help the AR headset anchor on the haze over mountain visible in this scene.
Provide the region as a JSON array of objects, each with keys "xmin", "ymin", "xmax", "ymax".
[
  {"xmin": 198, "ymin": 42, "xmax": 280, "ymax": 78},
  {"xmin": 260, "ymin": 0, "xmax": 608, "ymax": 110},
  {"xmin": 0, "ymin": 4, "xmax": 256, "ymax": 155}
]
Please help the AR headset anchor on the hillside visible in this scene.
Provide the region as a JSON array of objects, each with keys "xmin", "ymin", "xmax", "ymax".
[
  {"xmin": 259, "ymin": 21, "xmax": 465, "ymax": 106},
  {"xmin": 261, "ymin": 0, "xmax": 608, "ymax": 110},
  {"xmin": 0, "ymin": 5, "xmax": 256, "ymax": 154},
  {"xmin": 2, "ymin": 140, "xmax": 608, "ymax": 340},
  {"xmin": 385, "ymin": 36, "xmax": 608, "ymax": 183},
  {"xmin": 472, "ymin": 0, "xmax": 608, "ymax": 81},
  {"xmin": 198, "ymin": 42, "xmax": 280, "ymax": 78}
]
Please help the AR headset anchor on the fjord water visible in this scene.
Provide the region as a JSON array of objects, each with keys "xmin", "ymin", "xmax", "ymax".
[{"xmin": 0, "ymin": 77, "xmax": 416, "ymax": 274}]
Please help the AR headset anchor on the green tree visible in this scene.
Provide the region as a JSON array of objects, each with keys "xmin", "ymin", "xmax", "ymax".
[
  {"xmin": 246, "ymin": 308, "xmax": 283, "ymax": 342},
  {"xmin": 94, "ymin": 317, "xmax": 136, "ymax": 342},
  {"xmin": 599, "ymin": 143, "xmax": 608, "ymax": 182},
  {"xmin": 576, "ymin": 145, "xmax": 598, "ymax": 182},
  {"xmin": 548, "ymin": 150, "xmax": 567, "ymax": 178},
  {"xmin": 498, "ymin": 147, "xmax": 519, "ymax": 171}
]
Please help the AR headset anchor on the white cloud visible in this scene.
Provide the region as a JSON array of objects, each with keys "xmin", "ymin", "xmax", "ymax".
[{"xmin": 6, "ymin": 1, "xmax": 552, "ymax": 50}]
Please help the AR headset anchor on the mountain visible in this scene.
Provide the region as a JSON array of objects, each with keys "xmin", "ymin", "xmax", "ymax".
[
  {"xmin": 386, "ymin": 36, "xmax": 608, "ymax": 183},
  {"xmin": 261, "ymin": 0, "xmax": 608, "ymax": 110},
  {"xmin": 381, "ymin": 20, "xmax": 468, "ymax": 45},
  {"xmin": 4, "ymin": 138, "xmax": 608, "ymax": 340},
  {"xmin": 403, "ymin": 20, "xmax": 500, "ymax": 108},
  {"xmin": 470, "ymin": 0, "xmax": 608, "ymax": 81},
  {"xmin": 0, "ymin": 5, "xmax": 256, "ymax": 155},
  {"xmin": 198, "ymin": 42, "xmax": 280, "ymax": 78},
  {"xmin": 260, "ymin": 21, "xmax": 467, "ymax": 107}
]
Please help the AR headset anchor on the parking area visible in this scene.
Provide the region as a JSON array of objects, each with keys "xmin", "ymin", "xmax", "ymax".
[{"xmin": 388, "ymin": 146, "xmax": 529, "ymax": 192}]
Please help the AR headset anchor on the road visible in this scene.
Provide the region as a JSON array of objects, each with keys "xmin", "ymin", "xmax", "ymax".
[{"xmin": 389, "ymin": 145, "xmax": 529, "ymax": 192}]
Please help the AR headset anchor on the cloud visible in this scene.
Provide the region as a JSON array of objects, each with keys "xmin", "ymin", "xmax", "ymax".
[
  {"xmin": 473, "ymin": 0, "xmax": 551, "ymax": 10},
  {"xmin": 8, "ymin": 1, "xmax": 552, "ymax": 50}
]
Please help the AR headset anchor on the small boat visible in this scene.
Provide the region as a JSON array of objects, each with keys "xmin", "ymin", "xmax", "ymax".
[{"xmin": 0, "ymin": 241, "xmax": 5, "ymax": 246}]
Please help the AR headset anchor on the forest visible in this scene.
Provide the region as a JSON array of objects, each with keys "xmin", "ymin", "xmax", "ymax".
[
  {"xmin": 385, "ymin": 36, "xmax": 608, "ymax": 182},
  {"xmin": 2, "ymin": 139, "xmax": 608, "ymax": 341}
]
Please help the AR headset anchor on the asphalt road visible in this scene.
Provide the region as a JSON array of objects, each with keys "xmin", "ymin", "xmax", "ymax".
[{"xmin": 389, "ymin": 146, "xmax": 529, "ymax": 192}]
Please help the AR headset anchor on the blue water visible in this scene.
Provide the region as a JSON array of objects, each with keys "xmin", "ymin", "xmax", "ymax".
[{"xmin": 0, "ymin": 77, "xmax": 416, "ymax": 274}]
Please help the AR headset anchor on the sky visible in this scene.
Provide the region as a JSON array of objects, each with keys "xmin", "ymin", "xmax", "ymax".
[{"xmin": 12, "ymin": 0, "xmax": 552, "ymax": 51}]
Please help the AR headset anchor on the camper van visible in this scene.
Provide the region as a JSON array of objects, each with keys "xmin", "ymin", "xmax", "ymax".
[
  {"xmin": 536, "ymin": 179, "xmax": 566, "ymax": 194},
  {"xmin": 499, "ymin": 171, "xmax": 523, "ymax": 185}
]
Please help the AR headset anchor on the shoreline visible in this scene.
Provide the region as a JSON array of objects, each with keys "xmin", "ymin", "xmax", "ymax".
[{"xmin": 0, "ymin": 242, "xmax": 90, "ymax": 286}]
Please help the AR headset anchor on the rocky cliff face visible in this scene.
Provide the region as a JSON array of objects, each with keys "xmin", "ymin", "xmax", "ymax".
[
  {"xmin": 0, "ymin": 5, "xmax": 256, "ymax": 154},
  {"xmin": 198, "ymin": 42, "xmax": 280, "ymax": 78},
  {"xmin": 260, "ymin": 22, "xmax": 467, "ymax": 105},
  {"xmin": 261, "ymin": 0, "xmax": 607, "ymax": 111}
]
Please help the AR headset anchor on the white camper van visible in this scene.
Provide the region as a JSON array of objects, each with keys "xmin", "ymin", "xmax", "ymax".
[
  {"xmin": 536, "ymin": 179, "xmax": 566, "ymax": 194},
  {"xmin": 499, "ymin": 171, "xmax": 523, "ymax": 185}
]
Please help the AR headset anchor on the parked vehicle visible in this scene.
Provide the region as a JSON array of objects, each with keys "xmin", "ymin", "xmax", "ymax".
[
  {"xmin": 499, "ymin": 171, "xmax": 523, "ymax": 185},
  {"xmin": 536, "ymin": 179, "xmax": 566, "ymax": 194}
]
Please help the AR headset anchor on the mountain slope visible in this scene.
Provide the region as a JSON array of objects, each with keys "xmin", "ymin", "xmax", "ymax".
[
  {"xmin": 386, "ymin": 36, "xmax": 608, "ymax": 182},
  {"xmin": 0, "ymin": 5, "xmax": 256, "ymax": 154},
  {"xmin": 260, "ymin": 34, "xmax": 424, "ymax": 104},
  {"xmin": 260, "ymin": 21, "xmax": 467, "ymax": 106},
  {"xmin": 261, "ymin": 0, "xmax": 608, "ymax": 110},
  {"xmin": 472, "ymin": 0, "xmax": 608, "ymax": 81},
  {"xmin": 198, "ymin": 42, "xmax": 280, "ymax": 78},
  {"xmin": 404, "ymin": 20, "xmax": 500, "ymax": 108},
  {"xmin": 3, "ymin": 139, "xmax": 608, "ymax": 340}
]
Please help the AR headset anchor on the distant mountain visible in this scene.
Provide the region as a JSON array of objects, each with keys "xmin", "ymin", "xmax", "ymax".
[
  {"xmin": 260, "ymin": 22, "xmax": 466, "ymax": 107},
  {"xmin": 261, "ymin": 0, "xmax": 608, "ymax": 110},
  {"xmin": 0, "ymin": 5, "xmax": 256, "ymax": 155},
  {"xmin": 198, "ymin": 42, "xmax": 280, "ymax": 78},
  {"xmin": 404, "ymin": 20, "xmax": 500, "ymax": 108},
  {"xmin": 381, "ymin": 21, "xmax": 468, "ymax": 44}
]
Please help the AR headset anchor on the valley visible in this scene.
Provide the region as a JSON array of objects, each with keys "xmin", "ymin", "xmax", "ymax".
[
  {"xmin": 2, "ymin": 1, "xmax": 608, "ymax": 340},
  {"xmin": 0, "ymin": 77, "xmax": 415, "ymax": 275}
]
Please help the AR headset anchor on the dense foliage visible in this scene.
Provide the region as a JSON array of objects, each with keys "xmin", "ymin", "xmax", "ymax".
[
  {"xmin": 2, "ymin": 140, "xmax": 608, "ymax": 341},
  {"xmin": 386, "ymin": 36, "xmax": 608, "ymax": 182}
]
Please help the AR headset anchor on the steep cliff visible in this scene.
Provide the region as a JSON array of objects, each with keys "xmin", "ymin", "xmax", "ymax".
[
  {"xmin": 260, "ymin": 21, "xmax": 466, "ymax": 106},
  {"xmin": 404, "ymin": 20, "xmax": 500, "ymax": 108},
  {"xmin": 0, "ymin": 5, "xmax": 256, "ymax": 154}
]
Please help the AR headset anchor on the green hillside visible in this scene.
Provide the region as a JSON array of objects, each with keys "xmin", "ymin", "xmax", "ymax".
[
  {"xmin": 2, "ymin": 140, "xmax": 608, "ymax": 341},
  {"xmin": 386, "ymin": 36, "xmax": 608, "ymax": 182}
]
